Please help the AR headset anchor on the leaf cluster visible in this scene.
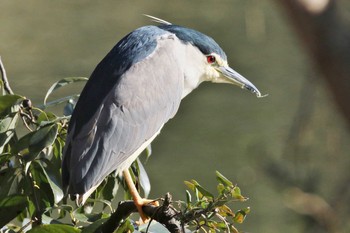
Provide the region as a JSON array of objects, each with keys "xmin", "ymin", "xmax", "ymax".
[
  {"xmin": 178, "ymin": 171, "xmax": 249, "ymax": 232},
  {"xmin": 0, "ymin": 78, "xmax": 86, "ymax": 232}
]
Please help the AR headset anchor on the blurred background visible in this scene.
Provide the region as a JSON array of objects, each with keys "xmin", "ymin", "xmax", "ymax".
[{"xmin": 1, "ymin": 1, "xmax": 350, "ymax": 232}]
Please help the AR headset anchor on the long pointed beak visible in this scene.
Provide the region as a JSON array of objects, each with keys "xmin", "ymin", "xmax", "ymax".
[{"xmin": 218, "ymin": 66, "xmax": 266, "ymax": 98}]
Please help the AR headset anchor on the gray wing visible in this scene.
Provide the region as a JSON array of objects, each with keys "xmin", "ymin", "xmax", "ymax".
[{"xmin": 63, "ymin": 34, "xmax": 184, "ymax": 196}]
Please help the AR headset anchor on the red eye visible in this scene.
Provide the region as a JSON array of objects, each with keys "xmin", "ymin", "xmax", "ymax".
[{"xmin": 206, "ymin": 55, "xmax": 216, "ymax": 64}]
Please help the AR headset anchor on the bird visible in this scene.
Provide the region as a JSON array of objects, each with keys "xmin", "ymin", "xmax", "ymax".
[{"xmin": 62, "ymin": 16, "xmax": 264, "ymax": 220}]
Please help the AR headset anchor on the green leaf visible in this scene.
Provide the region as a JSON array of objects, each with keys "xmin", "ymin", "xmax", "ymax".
[
  {"xmin": 37, "ymin": 161, "xmax": 64, "ymax": 203},
  {"xmin": 41, "ymin": 94, "xmax": 80, "ymax": 110},
  {"xmin": 195, "ymin": 184, "xmax": 214, "ymax": 200},
  {"xmin": 58, "ymin": 205, "xmax": 73, "ymax": 219},
  {"xmin": 185, "ymin": 180, "xmax": 209, "ymax": 200},
  {"xmin": 231, "ymin": 186, "xmax": 243, "ymax": 199},
  {"xmin": 217, "ymin": 204, "xmax": 235, "ymax": 217},
  {"xmin": 233, "ymin": 207, "xmax": 250, "ymax": 223},
  {"xmin": 100, "ymin": 174, "xmax": 119, "ymax": 203},
  {"xmin": 194, "ymin": 186, "xmax": 200, "ymax": 201},
  {"xmin": 0, "ymin": 80, "xmax": 4, "ymax": 95},
  {"xmin": 217, "ymin": 183, "xmax": 225, "ymax": 195},
  {"xmin": 42, "ymin": 204, "xmax": 73, "ymax": 220},
  {"xmin": 12, "ymin": 131, "xmax": 35, "ymax": 154},
  {"xmin": 215, "ymin": 171, "xmax": 233, "ymax": 187},
  {"xmin": 0, "ymin": 114, "xmax": 18, "ymax": 134},
  {"xmin": 72, "ymin": 211, "xmax": 106, "ymax": 224},
  {"xmin": 29, "ymin": 161, "xmax": 55, "ymax": 207},
  {"xmin": 0, "ymin": 167, "xmax": 23, "ymax": 200},
  {"xmin": 136, "ymin": 158, "xmax": 151, "ymax": 198},
  {"xmin": 25, "ymin": 123, "xmax": 58, "ymax": 160},
  {"xmin": 186, "ymin": 190, "xmax": 192, "ymax": 205},
  {"xmin": 43, "ymin": 77, "xmax": 88, "ymax": 104},
  {"xmin": 0, "ymin": 95, "xmax": 23, "ymax": 116},
  {"xmin": 52, "ymin": 137, "xmax": 63, "ymax": 160},
  {"xmin": 28, "ymin": 224, "xmax": 81, "ymax": 233},
  {"xmin": 81, "ymin": 218, "xmax": 109, "ymax": 233},
  {"xmin": 184, "ymin": 180, "xmax": 195, "ymax": 191},
  {"xmin": 0, "ymin": 194, "xmax": 28, "ymax": 228},
  {"xmin": 145, "ymin": 144, "xmax": 152, "ymax": 160},
  {"xmin": 0, "ymin": 112, "xmax": 19, "ymax": 154},
  {"xmin": 27, "ymin": 199, "xmax": 36, "ymax": 217},
  {"xmin": 36, "ymin": 111, "xmax": 58, "ymax": 125},
  {"xmin": 0, "ymin": 152, "xmax": 12, "ymax": 166},
  {"xmin": 115, "ymin": 218, "xmax": 134, "ymax": 233},
  {"xmin": 86, "ymin": 198, "xmax": 112, "ymax": 212},
  {"xmin": 42, "ymin": 214, "xmax": 64, "ymax": 224}
]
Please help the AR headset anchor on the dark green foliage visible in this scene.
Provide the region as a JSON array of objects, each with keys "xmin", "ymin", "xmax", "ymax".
[
  {"xmin": 0, "ymin": 195, "xmax": 27, "ymax": 228},
  {"xmin": 0, "ymin": 77, "xmax": 250, "ymax": 232}
]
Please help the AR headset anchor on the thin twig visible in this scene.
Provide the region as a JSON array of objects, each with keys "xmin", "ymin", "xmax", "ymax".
[
  {"xmin": 19, "ymin": 106, "xmax": 36, "ymax": 132},
  {"xmin": 21, "ymin": 116, "xmax": 33, "ymax": 132},
  {"xmin": 17, "ymin": 218, "xmax": 34, "ymax": 233},
  {"xmin": 0, "ymin": 56, "xmax": 14, "ymax": 94}
]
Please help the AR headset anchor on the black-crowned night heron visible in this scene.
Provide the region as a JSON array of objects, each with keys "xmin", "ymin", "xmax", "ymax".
[{"xmin": 62, "ymin": 16, "xmax": 263, "ymax": 220}]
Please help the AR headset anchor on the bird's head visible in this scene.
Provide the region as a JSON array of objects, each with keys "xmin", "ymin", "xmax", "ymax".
[
  {"xmin": 203, "ymin": 52, "xmax": 265, "ymax": 98},
  {"xmin": 159, "ymin": 23, "xmax": 266, "ymax": 98}
]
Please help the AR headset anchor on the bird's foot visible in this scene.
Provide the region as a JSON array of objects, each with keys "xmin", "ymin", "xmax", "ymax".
[{"xmin": 134, "ymin": 198, "xmax": 159, "ymax": 223}]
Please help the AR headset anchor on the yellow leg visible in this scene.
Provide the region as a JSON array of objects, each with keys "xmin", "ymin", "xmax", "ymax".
[{"xmin": 122, "ymin": 169, "xmax": 157, "ymax": 222}]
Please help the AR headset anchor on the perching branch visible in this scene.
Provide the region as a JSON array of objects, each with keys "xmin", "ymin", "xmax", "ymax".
[
  {"xmin": 96, "ymin": 176, "xmax": 248, "ymax": 233},
  {"xmin": 143, "ymin": 193, "xmax": 182, "ymax": 233},
  {"xmin": 97, "ymin": 193, "xmax": 182, "ymax": 233},
  {"xmin": 0, "ymin": 56, "xmax": 14, "ymax": 95}
]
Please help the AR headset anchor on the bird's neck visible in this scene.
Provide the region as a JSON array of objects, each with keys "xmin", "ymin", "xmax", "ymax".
[
  {"xmin": 181, "ymin": 75, "xmax": 205, "ymax": 99},
  {"xmin": 180, "ymin": 42, "xmax": 210, "ymax": 99}
]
